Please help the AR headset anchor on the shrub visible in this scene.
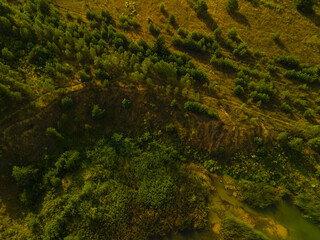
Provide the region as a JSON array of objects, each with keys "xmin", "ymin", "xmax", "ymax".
[
  {"xmin": 170, "ymin": 99, "xmax": 177, "ymax": 108},
  {"xmin": 238, "ymin": 180, "xmax": 278, "ymax": 208},
  {"xmin": 210, "ymin": 56, "xmax": 238, "ymax": 71},
  {"xmin": 177, "ymin": 28, "xmax": 189, "ymax": 38},
  {"xmin": 159, "ymin": 3, "xmax": 165, "ymax": 13},
  {"xmin": 166, "ymin": 123, "xmax": 176, "ymax": 134},
  {"xmin": 92, "ymin": 104, "xmax": 105, "ymax": 119},
  {"xmin": 148, "ymin": 22, "xmax": 160, "ymax": 36},
  {"xmin": 221, "ymin": 215, "xmax": 270, "ymax": 240},
  {"xmin": 12, "ymin": 166, "xmax": 38, "ymax": 187},
  {"xmin": 307, "ymin": 137, "xmax": 320, "ymax": 153},
  {"xmin": 228, "ymin": 27, "xmax": 237, "ymax": 39},
  {"xmin": 122, "ymin": 98, "xmax": 131, "ymax": 109},
  {"xmin": 226, "ymin": 0, "xmax": 239, "ymax": 12},
  {"xmin": 304, "ymin": 109, "xmax": 315, "ymax": 119},
  {"xmin": 184, "ymin": 101, "xmax": 207, "ymax": 114},
  {"xmin": 213, "ymin": 27, "xmax": 222, "ymax": 38},
  {"xmin": 276, "ymin": 55, "xmax": 300, "ymax": 69},
  {"xmin": 233, "ymin": 43, "xmax": 248, "ymax": 58},
  {"xmin": 193, "ymin": 0, "xmax": 208, "ymax": 17},
  {"xmin": 168, "ymin": 14, "xmax": 176, "ymax": 25},
  {"xmin": 277, "ymin": 132, "xmax": 288, "ymax": 147},
  {"xmin": 1, "ymin": 47, "xmax": 14, "ymax": 61},
  {"xmin": 207, "ymin": 109, "xmax": 219, "ymax": 119},
  {"xmin": 295, "ymin": 0, "xmax": 315, "ymax": 12},
  {"xmin": 61, "ymin": 97, "xmax": 73, "ymax": 110},
  {"xmin": 272, "ymin": 31, "xmax": 280, "ymax": 41},
  {"xmin": 288, "ymin": 137, "xmax": 304, "ymax": 152},
  {"xmin": 234, "ymin": 85, "xmax": 245, "ymax": 96},
  {"xmin": 280, "ymin": 102, "xmax": 291, "ymax": 113},
  {"xmin": 46, "ymin": 127, "xmax": 64, "ymax": 140},
  {"xmin": 55, "ymin": 151, "xmax": 80, "ymax": 173},
  {"xmin": 254, "ymin": 137, "xmax": 263, "ymax": 145}
]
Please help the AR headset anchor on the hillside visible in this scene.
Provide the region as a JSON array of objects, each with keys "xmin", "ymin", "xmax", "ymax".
[{"xmin": 1, "ymin": 0, "xmax": 320, "ymax": 239}]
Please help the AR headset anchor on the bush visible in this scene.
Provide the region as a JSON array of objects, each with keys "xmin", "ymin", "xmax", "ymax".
[
  {"xmin": 170, "ymin": 99, "xmax": 177, "ymax": 108},
  {"xmin": 276, "ymin": 55, "xmax": 300, "ymax": 69},
  {"xmin": 277, "ymin": 132, "xmax": 288, "ymax": 147},
  {"xmin": 122, "ymin": 98, "xmax": 131, "ymax": 109},
  {"xmin": 226, "ymin": 0, "xmax": 239, "ymax": 12},
  {"xmin": 280, "ymin": 102, "xmax": 292, "ymax": 113},
  {"xmin": 304, "ymin": 109, "xmax": 315, "ymax": 119},
  {"xmin": 184, "ymin": 101, "xmax": 207, "ymax": 114},
  {"xmin": 207, "ymin": 109, "xmax": 219, "ymax": 119},
  {"xmin": 221, "ymin": 215, "xmax": 270, "ymax": 240},
  {"xmin": 238, "ymin": 180, "xmax": 278, "ymax": 208},
  {"xmin": 193, "ymin": 0, "xmax": 208, "ymax": 17},
  {"xmin": 288, "ymin": 137, "xmax": 304, "ymax": 152},
  {"xmin": 159, "ymin": 3, "xmax": 165, "ymax": 13},
  {"xmin": 168, "ymin": 14, "xmax": 176, "ymax": 25},
  {"xmin": 307, "ymin": 137, "xmax": 320, "ymax": 153},
  {"xmin": 92, "ymin": 104, "xmax": 105, "ymax": 119},
  {"xmin": 254, "ymin": 137, "xmax": 263, "ymax": 145},
  {"xmin": 272, "ymin": 31, "xmax": 280, "ymax": 41},
  {"xmin": 166, "ymin": 123, "xmax": 176, "ymax": 134},
  {"xmin": 233, "ymin": 43, "xmax": 248, "ymax": 58},
  {"xmin": 12, "ymin": 166, "xmax": 38, "ymax": 187},
  {"xmin": 55, "ymin": 151, "xmax": 80, "ymax": 173},
  {"xmin": 228, "ymin": 27, "xmax": 237, "ymax": 39},
  {"xmin": 234, "ymin": 85, "xmax": 245, "ymax": 96},
  {"xmin": 148, "ymin": 22, "xmax": 160, "ymax": 36},
  {"xmin": 295, "ymin": 0, "xmax": 315, "ymax": 12},
  {"xmin": 61, "ymin": 97, "xmax": 73, "ymax": 110},
  {"xmin": 46, "ymin": 127, "xmax": 64, "ymax": 140},
  {"xmin": 177, "ymin": 28, "xmax": 189, "ymax": 38}
]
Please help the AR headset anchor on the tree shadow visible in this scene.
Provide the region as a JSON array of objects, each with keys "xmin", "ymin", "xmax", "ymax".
[
  {"xmin": 198, "ymin": 13, "xmax": 218, "ymax": 31},
  {"xmin": 229, "ymin": 12, "xmax": 250, "ymax": 27},
  {"xmin": 301, "ymin": 11, "xmax": 320, "ymax": 26},
  {"xmin": 274, "ymin": 39, "xmax": 289, "ymax": 52}
]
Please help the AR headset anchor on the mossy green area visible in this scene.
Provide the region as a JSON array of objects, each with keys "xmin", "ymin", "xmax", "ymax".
[{"xmin": 1, "ymin": 0, "xmax": 320, "ymax": 239}]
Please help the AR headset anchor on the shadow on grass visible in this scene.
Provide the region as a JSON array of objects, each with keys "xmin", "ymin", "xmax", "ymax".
[
  {"xmin": 229, "ymin": 11, "xmax": 250, "ymax": 27},
  {"xmin": 301, "ymin": 10, "xmax": 320, "ymax": 26},
  {"xmin": 198, "ymin": 13, "xmax": 218, "ymax": 31},
  {"xmin": 274, "ymin": 39, "xmax": 289, "ymax": 52}
]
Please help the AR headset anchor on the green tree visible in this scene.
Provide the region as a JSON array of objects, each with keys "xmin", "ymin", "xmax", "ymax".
[
  {"xmin": 226, "ymin": 0, "xmax": 239, "ymax": 12},
  {"xmin": 92, "ymin": 104, "xmax": 105, "ymax": 119}
]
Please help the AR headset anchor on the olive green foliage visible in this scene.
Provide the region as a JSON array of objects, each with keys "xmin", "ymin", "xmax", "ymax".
[
  {"xmin": 122, "ymin": 98, "xmax": 131, "ymax": 109},
  {"xmin": 148, "ymin": 22, "xmax": 160, "ymax": 36},
  {"xmin": 295, "ymin": 0, "xmax": 315, "ymax": 12},
  {"xmin": 11, "ymin": 135, "xmax": 208, "ymax": 239},
  {"xmin": 295, "ymin": 193, "xmax": 320, "ymax": 224},
  {"xmin": 208, "ymin": 109, "xmax": 219, "ymax": 119},
  {"xmin": 118, "ymin": 14, "xmax": 140, "ymax": 30},
  {"xmin": 184, "ymin": 101, "xmax": 207, "ymax": 114},
  {"xmin": 170, "ymin": 99, "xmax": 177, "ymax": 108},
  {"xmin": 272, "ymin": 31, "xmax": 280, "ymax": 41},
  {"xmin": 46, "ymin": 127, "xmax": 64, "ymax": 140},
  {"xmin": 238, "ymin": 180, "xmax": 278, "ymax": 208},
  {"xmin": 226, "ymin": 0, "xmax": 239, "ymax": 12},
  {"xmin": 168, "ymin": 14, "xmax": 176, "ymax": 25},
  {"xmin": 91, "ymin": 104, "xmax": 105, "ymax": 119},
  {"xmin": 61, "ymin": 97, "xmax": 73, "ymax": 110},
  {"xmin": 221, "ymin": 216, "xmax": 270, "ymax": 240},
  {"xmin": 193, "ymin": 0, "xmax": 208, "ymax": 17},
  {"xmin": 166, "ymin": 123, "xmax": 176, "ymax": 134},
  {"xmin": 276, "ymin": 55, "xmax": 300, "ymax": 69},
  {"xmin": 228, "ymin": 27, "xmax": 237, "ymax": 39},
  {"xmin": 306, "ymin": 137, "xmax": 320, "ymax": 153},
  {"xmin": 159, "ymin": 3, "xmax": 165, "ymax": 13},
  {"xmin": 288, "ymin": 137, "xmax": 304, "ymax": 152},
  {"xmin": 277, "ymin": 132, "xmax": 289, "ymax": 147},
  {"xmin": 234, "ymin": 85, "xmax": 245, "ymax": 96}
]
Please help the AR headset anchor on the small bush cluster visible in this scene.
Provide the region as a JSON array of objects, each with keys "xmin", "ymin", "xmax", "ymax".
[{"xmin": 193, "ymin": 0, "xmax": 208, "ymax": 17}]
